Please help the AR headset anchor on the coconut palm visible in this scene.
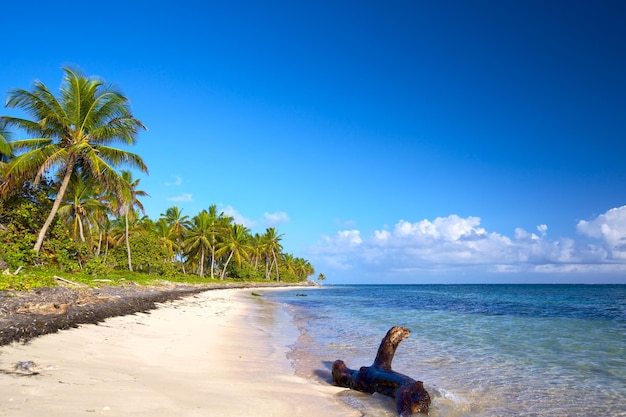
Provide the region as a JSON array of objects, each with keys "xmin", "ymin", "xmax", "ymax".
[
  {"xmin": 263, "ymin": 227, "xmax": 284, "ymax": 281},
  {"xmin": 206, "ymin": 204, "xmax": 234, "ymax": 279},
  {"xmin": 109, "ymin": 211, "xmax": 149, "ymax": 249},
  {"xmin": 57, "ymin": 173, "xmax": 107, "ymax": 247},
  {"xmin": 282, "ymin": 253, "xmax": 296, "ymax": 275},
  {"xmin": 161, "ymin": 206, "xmax": 191, "ymax": 273},
  {"xmin": 294, "ymin": 257, "xmax": 314, "ymax": 280},
  {"xmin": 215, "ymin": 223, "xmax": 253, "ymax": 280},
  {"xmin": 154, "ymin": 218, "xmax": 178, "ymax": 262},
  {"xmin": 0, "ymin": 67, "xmax": 147, "ymax": 254},
  {"xmin": 249, "ymin": 233, "xmax": 264, "ymax": 269},
  {"xmin": 118, "ymin": 170, "xmax": 149, "ymax": 271},
  {"xmin": 183, "ymin": 210, "xmax": 213, "ymax": 277}
]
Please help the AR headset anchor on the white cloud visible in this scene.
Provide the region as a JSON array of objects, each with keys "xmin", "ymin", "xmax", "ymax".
[
  {"xmin": 309, "ymin": 209, "xmax": 626, "ymax": 280},
  {"xmin": 167, "ymin": 193, "xmax": 193, "ymax": 202},
  {"xmin": 537, "ymin": 224, "xmax": 548, "ymax": 236},
  {"xmin": 221, "ymin": 205, "xmax": 257, "ymax": 228},
  {"xmin": 164, "ymin": 175, "xmax": 183, "ymax": 187},
  {"xmin": 264, "ymin": 211, "xmax": 290, "ymax": 227},
  {"xmin": 337, "ymin": 230, "xmax": 363, "ymax": 246},
  {"xmin": 577, "ymin": 205, "xmax": 626, "ymax": 259}
]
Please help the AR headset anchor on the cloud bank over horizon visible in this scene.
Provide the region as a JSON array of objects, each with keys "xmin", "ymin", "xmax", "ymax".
[{"xmin": 309, "ymin": 206, "xmax": 626, "ymax": 283}]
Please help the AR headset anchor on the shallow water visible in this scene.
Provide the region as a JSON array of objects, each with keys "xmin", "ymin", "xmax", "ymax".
[{"xmin": 268, "ymin": 285, "xmax": 626, "ymax": 417}]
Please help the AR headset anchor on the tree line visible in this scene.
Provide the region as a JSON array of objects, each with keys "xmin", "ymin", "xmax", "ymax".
[{"xmin": 0, "ymin": 67, "xmax": 314, "ymax": 283}]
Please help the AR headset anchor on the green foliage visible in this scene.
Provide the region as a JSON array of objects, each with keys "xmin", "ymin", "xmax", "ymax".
[
  {"xmin": 82, "ymin": 256, "xmax": 113, "ymax": 276},
  {"xmin": 226, "ymin": 262, "xmax": 264, "ymax": 281},
  {"xmin": 276, "ymin": 264, "xmax": 306, "ymax": 283},
  {"xmin": 110, "ymin": 233, "xmax": 176, "ymax": 276},
  {"xmin": 0, "ymin": 181, "xmax": 53, "ymax": 267},
  {"xmin": 0, "ymin": 274, "xmax": 56, "ymax": 291},
  {"xmin": 39, "ymin": 225, "xmax": 90, "ymax": 272}
]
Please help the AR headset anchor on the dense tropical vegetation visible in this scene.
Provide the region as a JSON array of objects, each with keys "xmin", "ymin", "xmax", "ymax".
[{"xmin": 0, "ymin": 68, "xmax": 315, "ymax": 285}]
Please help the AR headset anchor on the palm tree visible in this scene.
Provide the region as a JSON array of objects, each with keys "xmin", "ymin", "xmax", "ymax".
[
  {"xmin": 215, "ymin": 223, "xmax": 253, "ymax": 280},
  {"xmin": 206, "ymin": 204, "xmax": 233, "ymax": 279},
  {"xmin": 57, "ymin": 173, "xmax": 107, "ymax": 247},
  {"xmin": 161, "ymin": 206, "xmax": 191, "ymax": 273},
  {"xmin": 118, "ymin": 170, "xmax": 149, "ymax": 271},
  {"xmin": 294, "ymin": 257, "xmax": 314, "ymax": 280},
  {"xmin": 154, "ymin": 218, "xmax": 178, "ymax": 262},
  {"xmin": 183, "ymin": 210, "xmax": 213, "ymax": 277},
  {"xmin": 263, "ymin": 227, "xmax": 284, "ymax": 281},
  {"xmin": 0, "ymin": 67, "xmax": 147, "ymax": 254},
  {"xmin": 109, "ymin": 211, "xmax": 149, "ymax": 249},
  {"xmin": 249, "ymin": 233, "xmax": 264, "ymax": 269},
  {"xmin": 282, "ymin": 253, "xmax": 296, "ymax": 275}
]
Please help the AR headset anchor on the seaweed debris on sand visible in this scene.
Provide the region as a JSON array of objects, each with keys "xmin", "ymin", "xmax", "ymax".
[{"xmin": 0, "ymin": 285, "xmax": 207, "ymax": 345}]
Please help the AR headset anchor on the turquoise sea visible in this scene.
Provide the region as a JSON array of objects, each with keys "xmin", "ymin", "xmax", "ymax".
[{"xmin": 267, "ymin": 285, "xmax": 626, "ymax": 417}]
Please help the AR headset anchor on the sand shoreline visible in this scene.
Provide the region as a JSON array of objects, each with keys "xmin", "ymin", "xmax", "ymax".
[{"xmin": 0, "ymin": 287, "xmax": 358, "ymax": 416}]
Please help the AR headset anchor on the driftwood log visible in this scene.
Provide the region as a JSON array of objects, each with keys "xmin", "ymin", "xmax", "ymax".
[{"xmin": 332, "ymin": 326, "xmax": 430, "ymax": 415}]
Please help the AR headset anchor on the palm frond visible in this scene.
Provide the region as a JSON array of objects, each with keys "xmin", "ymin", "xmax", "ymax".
[
  {"xmin": 0, "ymin": 124, "xmax": 12, "ymax": 157},
  {"xmin": 94, "ymin": 145, "xmax": 148, "ymax": 173},
  {"xmin": 9, "ymin": 137, "xmax": 53, "ymax": 152}
]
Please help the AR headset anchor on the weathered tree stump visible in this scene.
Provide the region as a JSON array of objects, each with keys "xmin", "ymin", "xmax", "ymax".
[{"xmin": 332, "ymin": 326, "xmax": 431, "ymax": 415}]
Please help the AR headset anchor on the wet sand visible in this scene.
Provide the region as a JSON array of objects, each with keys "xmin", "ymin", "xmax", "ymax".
[{"xmin": 0, "ymin": 288, "xmax": 358, "ymax": 416}]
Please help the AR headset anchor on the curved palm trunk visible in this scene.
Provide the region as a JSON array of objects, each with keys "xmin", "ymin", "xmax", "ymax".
[
  {"xmin": 77, "ymin": 217, "xmax": 86, "ymax": 243},
  {"xmin": 220, "ymin": 251, "xmax": 234, "ymax": 280},
  {"xmin": 265, "ymin": 256, "xmax": 272, "ymax": 280},
  {"xmin": 125, "ymin": 211, "xmax": 133, "ymax": 271},
  {"xmin": 33, "ymin": 162, "xmax": 74, "ymax": 254}
]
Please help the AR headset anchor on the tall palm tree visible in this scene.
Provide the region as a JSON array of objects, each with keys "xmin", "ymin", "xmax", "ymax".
[
  {"xmin": 109, "ymin": 211, "xmax": 149, "ymax": 250},
  {"xmin": 183, "ymin": 210, "xmax": 213, "ymax": 277},
  {"xmin": 294, "ymin": 257, "xmax": 314, "ymax": 280},
  {"xmin": 57, "ymin": 173, "xmax": 106, "ymax": 247},
  {"xmin": 118, "ymin": 170, "xmax": 149, "ymax": 271},
  {"xmin": 215, "ymin": 223, "xmax": 253, "ymax": 280},
  {"xmin": 282, "ymin": 253, "xmax": 296, "ymax": 275},
  {"xmin": 161, "ymin": 206, "xmax": 191, "ymax": 273},
  {"xmin": 154, "ymin": 218, "xmax": 177, "ymax": 262},
  {"xmin": 249, "ymin": 233, "xmax": 264, "ymax": 269},
  {"xmin": 263, "ymin": 227, "xmax": 284, "ymax": 281},
  {"xmin": 206, "ymin": 204, "xmax": 233, "ymax": 279},
  {"xmin": 0, "ymin": 67, "xmax": 147, "ymax": 254}
]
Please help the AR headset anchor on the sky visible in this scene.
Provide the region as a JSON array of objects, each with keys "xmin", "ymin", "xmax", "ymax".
[{"xmin": 1, "ymin": 0, "xmax": 625, "ymax": 284}]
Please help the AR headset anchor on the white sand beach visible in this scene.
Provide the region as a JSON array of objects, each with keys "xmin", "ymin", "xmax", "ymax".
[{"xmin": 0, "ymin": 288, "xmax": 358, "ymax": 417}]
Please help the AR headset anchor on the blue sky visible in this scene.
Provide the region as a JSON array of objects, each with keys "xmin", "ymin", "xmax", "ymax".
[{"xmin": 2, "ymin": 1, "xmax": 625, "ymax": 283}]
